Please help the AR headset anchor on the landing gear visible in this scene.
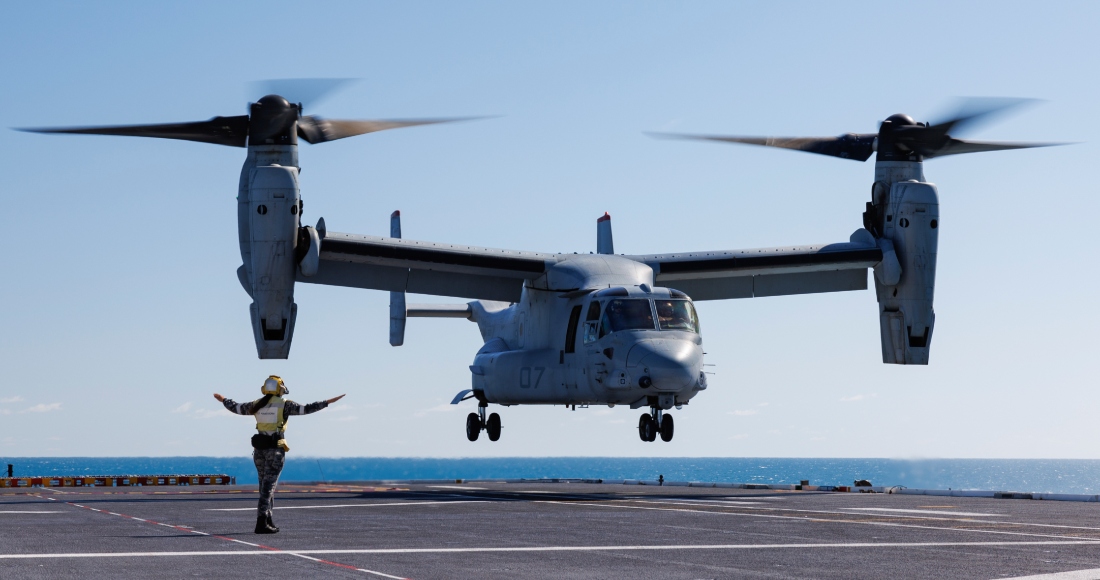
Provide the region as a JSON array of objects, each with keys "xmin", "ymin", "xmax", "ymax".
[
  {"xmin": 639, "ymin": 408, "xmax": 674, "ymax": 442},
  {"xmin": 486, "ymin": 413, "xmax": 502, "ymax": 441},
  {"xmin": 465, "ymin": 413, "xmax": 481, "ymax": 441},
  {"xmin": 638, "ymin": 413, "xmax": 656, "ymax": 442},
  {"xmin": 466, "ymin": 404, "xmax": 502, "ymax": 442},
  {"xmin": 659, "ymin": 413, "xmax": 674, "ymax": 442}
]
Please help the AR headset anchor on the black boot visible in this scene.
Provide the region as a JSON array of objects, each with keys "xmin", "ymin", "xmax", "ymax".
[
  {"xmin": 255, "ymin": 515, "xmax": 277, "ymax": 534},
  {"xmin": 265, "ymin": 512, "xmax": 279, "ymax": 533}
]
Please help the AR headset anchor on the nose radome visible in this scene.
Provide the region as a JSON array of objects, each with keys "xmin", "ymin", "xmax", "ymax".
[{"xmin": 629, "ymin": 339, "xmax": 702, "ymax": 390}]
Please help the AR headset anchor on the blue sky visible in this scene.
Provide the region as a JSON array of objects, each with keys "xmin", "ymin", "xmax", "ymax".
[{"xmin": 1, "ymin": 1, "xmax": 1097, "ymax": 458}]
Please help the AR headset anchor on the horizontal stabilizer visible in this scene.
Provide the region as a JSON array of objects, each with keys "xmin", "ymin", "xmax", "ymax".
[{"xmin": 407, "ymin": 304, "xmax": 472, "ymax": 319}]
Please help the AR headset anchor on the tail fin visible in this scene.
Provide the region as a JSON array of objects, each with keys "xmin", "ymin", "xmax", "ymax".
[
  {"xmin": 597, "ymin": 212, "xmax": 614, "ymax": 254},
  {"xmin": 389, "ymin": 211, "xmax": 407, "ymax": 346}
]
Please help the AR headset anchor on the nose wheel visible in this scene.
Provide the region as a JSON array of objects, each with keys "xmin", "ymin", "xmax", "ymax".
[
  {"xmin": 638, "ymin": 409, "xmax": 674, "ymax": 442},
  {"xmin": 466, "ymin": 404, "xmax": 502, "ymax": 442}
]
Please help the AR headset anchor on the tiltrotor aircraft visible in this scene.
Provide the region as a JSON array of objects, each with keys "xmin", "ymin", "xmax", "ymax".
[{"xmin": 22, "ymin": 95, "xmax": 1057, "ymax": 443}]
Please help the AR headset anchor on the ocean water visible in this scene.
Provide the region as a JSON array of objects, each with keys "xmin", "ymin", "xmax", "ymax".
[{"xmin": 4, "ymin": 457, "xmax": 1100, "ymax": 494}]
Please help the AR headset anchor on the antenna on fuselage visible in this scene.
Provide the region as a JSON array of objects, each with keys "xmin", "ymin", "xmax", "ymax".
[{"xmin": 597, "ymin": 212, "xmax": 614, "ymax": 255}]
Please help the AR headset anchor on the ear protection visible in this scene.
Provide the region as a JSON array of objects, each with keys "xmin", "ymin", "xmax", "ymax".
[{"xmin": 261, "ymin": 375, "xmax": 289, "ymax": 396}]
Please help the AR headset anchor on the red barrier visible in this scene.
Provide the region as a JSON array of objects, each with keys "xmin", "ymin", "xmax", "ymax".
[{"xmin": 0, "ymin": 474, "xmax": 235, "ymax": 488}]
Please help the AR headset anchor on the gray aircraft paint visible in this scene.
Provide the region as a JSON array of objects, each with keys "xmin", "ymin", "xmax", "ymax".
[
  {"xmin": 868, "ymin": 162, "xmax": 939, "ymax": 364},
  {"xmin": 463, "ymin": 256, "xmax": 703, "ymax": 410},
  {"xmin": 21, "ymin": 97, "xmax": 1056, "ymax": 441}
]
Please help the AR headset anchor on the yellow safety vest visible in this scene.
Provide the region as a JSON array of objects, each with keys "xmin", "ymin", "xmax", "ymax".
[{"xmin": 254, "ymin": 397, "xmax": 290, "ymax": 452}]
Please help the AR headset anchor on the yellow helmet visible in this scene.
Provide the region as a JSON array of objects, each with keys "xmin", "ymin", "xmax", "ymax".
[{"xmin": 261, "ymin": 375, "xmax": 288, "ymax": 396}]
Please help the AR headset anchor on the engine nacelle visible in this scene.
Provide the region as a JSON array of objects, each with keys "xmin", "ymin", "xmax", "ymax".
[
  {"xmin": 246, "ymin": 165, "xmax": 301, "ymax": 359},
  {"xmin": 873, "ymin": 180, "xmax": 939, "ymax": 364}
]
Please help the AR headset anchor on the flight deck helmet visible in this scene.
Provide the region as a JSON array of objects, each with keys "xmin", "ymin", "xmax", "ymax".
[{"xmin": 261, "ymin": 375, "xmax": 289, "ymax": 396}]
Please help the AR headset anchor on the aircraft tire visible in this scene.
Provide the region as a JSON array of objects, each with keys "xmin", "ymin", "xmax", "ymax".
[
  {"xmin": 659, "ymin": 414, "xmax": 674, "ymax": 442},
  {"xmin": 638, "ymin": 414, "xmax": 655, "ymax": 442},
  {"xmin": 466, "ymin": 413, "xmax": 481, "ymax": 441},
  {"xmin": 486, "ymin": 413, "xmax": 502, "ymax": 441}
]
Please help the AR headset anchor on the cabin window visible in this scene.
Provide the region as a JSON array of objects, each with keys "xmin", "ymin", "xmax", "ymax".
[
  {"xmin": 655, "ymin": 300, "xmax": 700, "ymax": 333},
  {"xmin": 564, "ymin": 305, "xmax": 582, "ymax": 353},
  {"xmin": 599, "ymin": 299, "xmax": 656, "ymax": 337}
]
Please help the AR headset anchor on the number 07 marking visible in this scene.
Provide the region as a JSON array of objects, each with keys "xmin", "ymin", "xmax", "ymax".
[{"xmin": 520, "ymin": 367, "xmax": 545, "ymax": 388}]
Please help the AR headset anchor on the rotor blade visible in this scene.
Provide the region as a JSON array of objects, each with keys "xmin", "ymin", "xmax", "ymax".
[
  {"xmin": 17, "ymin": 116, "xmax": 249, "ymax": 147},
  {"xmin": 925, "ymin": 97, "xmax": 1039, "ymax": 138},
  {"xmin": 249, "ymin": 78, "xmax": 356, "ymax": 110},
  {"xmin": 923, "ymin": 138, "xmax": 1067, "ymax": 159},
  {"xmin": 298, "ymin": 116, "xmax": 487, "ymax": 145},
  {"xmin": 649, "ymin": 132, "xmax": 877, "ymax": 161}
]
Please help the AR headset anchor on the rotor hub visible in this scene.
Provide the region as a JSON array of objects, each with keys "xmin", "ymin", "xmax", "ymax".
[{"xmin": 248, "ymin": 94, "xmax": 299, "ymax": 146}]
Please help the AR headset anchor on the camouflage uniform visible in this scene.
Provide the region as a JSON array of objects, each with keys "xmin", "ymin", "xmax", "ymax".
[
  {"xmin": 253, "ymin": 448, "xmax": 285, "ymax": 519},
  {"xmin": 222, "ymin": 397, "xmax": 328, "ymax": 521}
]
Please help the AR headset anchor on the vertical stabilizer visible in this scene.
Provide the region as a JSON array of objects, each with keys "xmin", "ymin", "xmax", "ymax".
[
  {"xmin": 597, "ymin": 212, "xmax": 614, "ymax": 255},
  {"xmin": 389, "ymin": 211, "xmax": 407, "ymax": 346}
]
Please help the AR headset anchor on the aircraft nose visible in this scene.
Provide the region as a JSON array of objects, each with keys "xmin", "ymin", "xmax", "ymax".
[{"xmin": 631, "ymin": 339, "xmax": 702, "ymax": 390}]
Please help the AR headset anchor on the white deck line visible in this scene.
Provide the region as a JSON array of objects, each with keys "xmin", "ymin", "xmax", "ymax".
[
  {"xmin": 538, "ymin": 500, "xmax": 1100, "ymax": 542},
  {"xmin": 844, "ymin": 507, "xmax": 1001, "ymax": 517},
  {"xmin": 613, "ymin": 498, "xmax": 1100, "ymax": 532},
  {"xmin": 1001, "ymin": 568, "xmax": 1100, "ymax": 579},
  {"xmin": 3, "ymin": 540, "xmax": 1100, "ymax": 559},
  {"xmin": 205, "ymin": 500, "xmax": 486, "ymax": 511}
]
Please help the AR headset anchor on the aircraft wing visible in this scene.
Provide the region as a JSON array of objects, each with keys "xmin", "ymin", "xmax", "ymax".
[
  {"xmin": 297, "ymin": 231, "xmax": 555, "ymax": 302},
  {"xmin": 629, "ymin": 236, "xmax": 883, "ymax": 301}
]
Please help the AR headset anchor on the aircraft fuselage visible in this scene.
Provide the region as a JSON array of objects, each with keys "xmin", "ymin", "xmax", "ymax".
[{"xmin": 468, "ymin": 254, "xmax": 707, "ymax": 411}]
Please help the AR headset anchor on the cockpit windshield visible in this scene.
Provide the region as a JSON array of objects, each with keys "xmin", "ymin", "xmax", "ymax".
[
  {"xmin": 599, "ymin": 299, "xmax": 656, "ymax": 337},
  {"xmin": 655, "ymin": 300, "xmax": 699, "ymax": 333}
]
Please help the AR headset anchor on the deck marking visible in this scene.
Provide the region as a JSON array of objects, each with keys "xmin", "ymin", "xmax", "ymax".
[
  {"xmin": 205, "ymin": 500, "xmax": 487, "ymax": 511},
  {"xmin": 0, "ymin": 511, "xmax": 62, "ymax": 514},
  {"xmin": 1000, "ymin": 568, "xmax": 1100, "ymax": 579},
  {"xmin": 663, "ymin": 499, "xmax": 766, "ymax": 506},
  {"xmin": 4, "ymin": 540, "xmax": 1100, "ymax": 559},
  {"xmin": 426, "ymin": 485, "xmax": 489, "ymax": 491},
  {"xmin": 844, "ymin": 508, "xmax": 1001, "ymax": 517},
  {"xmin": 538, "ymin": 500, "xmax": 1100, "ymax": 542},
  {"xmin": 38, "ymin": 487, "xmax": 75, "ymax": 494},
  {"xmin": 47, "ymin": 495, "xmax": 409, "ymax": 579},
  {"xmin": 611, "ymin": 497, "xmax": 1100, "ymax": 533}
]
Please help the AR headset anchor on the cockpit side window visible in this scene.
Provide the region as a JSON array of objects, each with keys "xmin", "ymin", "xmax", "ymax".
[
  {"xmin": 582, "ymin": 300, "xmax": 602, "ymax": 344},
  {"xmin": 585, "ymin": 301, "xmax": 601, "ymax": 321},
  {"xmin": 654, "ymin": 300, "xmax": 699, "ymax": 333},
  {"xmin": 600, "ymin": 299, "xmax": 656, "ymax": 337}
]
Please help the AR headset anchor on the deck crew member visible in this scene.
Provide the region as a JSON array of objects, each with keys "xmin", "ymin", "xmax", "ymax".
[{"xmin": 214, "ymin": 376, "xmax": 345, "ymax": 534}]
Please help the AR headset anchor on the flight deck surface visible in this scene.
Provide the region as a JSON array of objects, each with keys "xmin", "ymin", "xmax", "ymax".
[{"xmin": 3, "ymin": 481, "xmax": 1100, "ymax": 579}]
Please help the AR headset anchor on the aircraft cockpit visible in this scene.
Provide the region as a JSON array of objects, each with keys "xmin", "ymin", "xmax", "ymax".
[{"xmin": 580, "ymin": 286, "xmax": 700, "ymax": 345}]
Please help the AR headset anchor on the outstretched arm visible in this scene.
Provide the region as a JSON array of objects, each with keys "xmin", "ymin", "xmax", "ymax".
[
  {"xmin": 284, "ymin": 394, "xmax": 346, "ymax": 416},
  {"xmin": 213, "ymin": 393, "xmax": 258, "ymax": 415}
]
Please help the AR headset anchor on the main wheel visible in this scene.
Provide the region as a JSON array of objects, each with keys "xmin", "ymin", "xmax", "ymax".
[
  {"xmin": 465, "ymin": 413, "xmax": 481, "ymax": 441},
  {"xmin": 659, "ymin": 413, "xmax": 674, "ymax": 442},
  {"xmin": 486, "ymin": 413, "xmax": 502, "ymax": 441},
  {"xmin": 638, "ymin": 413, "xmax": 655, "ymax": 442}
]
